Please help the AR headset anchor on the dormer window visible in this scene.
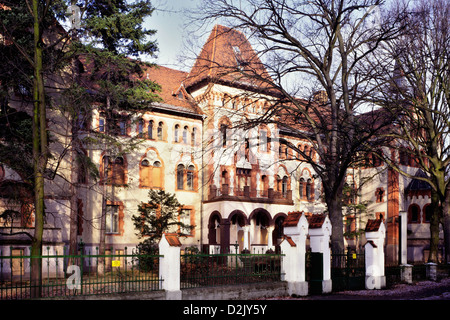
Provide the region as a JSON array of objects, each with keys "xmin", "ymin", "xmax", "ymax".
[{"xmin": 232, "ymin": 46, "xmax": 247, "ymax": 68}]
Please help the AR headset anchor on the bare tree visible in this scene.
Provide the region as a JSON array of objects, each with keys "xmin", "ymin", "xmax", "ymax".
[
  {"xmin": 186, "ymin": 0, "xmax": 405, "ymax": 254},
  {"xmin": 371, "ymin": 0, "xmax": 450, "ymax": 263}
]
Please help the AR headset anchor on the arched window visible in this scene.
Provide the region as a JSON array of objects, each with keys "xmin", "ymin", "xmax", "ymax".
[
  {"xmin": 221, "ymin": 170, "xmax": 228, "ymax": 185},
  {"xmin": 99, "ymin": 112, "xmax": 106, "ymax": 133},
  {"xmin": 174, "ymin": 124, "xmax": 180, "ymax": 143},
  {"xmin": 299, "ymin": 178, "xmax": 305, "ymax": 199},
  {"xmin": 187, "ymin": 165, "xmax": 195, "ymax": 190},
  {"xmin": 148, "ymin": 120, "xmax": 154, "ymax": 139},
  {"xmin": 220, "ymin": 124, "xmax": 228, "ymax": 148},
  {"xmin": 423, "ymin": 204, "xmax": 432, "ymax": 223},
  {"xmin": 306, "ymin": 178, "xmax": 312, "ymax": 200},
  {"xmin": 157, "ymin": 122, "xmax": 163, "ymax": 140},
  {"xmin": 183, "ymin": 126, "xmax": 189, "ymax": 144},
  {"xmin": 140, "ymin": 159, "xmax": 151, "ymax": 187},
  {"xmin": 375, "ymin": 188, "xmax": 385, "ymax": 203},
  {"xmin": 259, "ymin": 129, "xmax": 267, "ymax": 152},
  {"xmin": 408, "ymin": 204, "xmax": 421, "ymax": 223},
  {"xmin": 282, "ymin": 176, "xmax": 288, "ymax": 197},
  {"xmin": 245, "ymin": 138, "xmax": 250, "ymax": 160},
  {"xmin": 138, "ymin": 119, "xmax": 144, "ymax": 138},
  {"xmin": 140, "ymin": 158, "xmax": 163, "ymax": 188},
  {"xmin": 177, "ymin": 164, "xmax": 185, "ymax": 190},
  {"xmin": 152, "ymin": 161, "xmax": 162, "ymax": 189},
  {"xmin": 191, "ymin": 127, "xmax": 197, "ymax": 147},
  {"xmin": 303, "ymin": 145, "xmax": 309, "ymax": 159}
]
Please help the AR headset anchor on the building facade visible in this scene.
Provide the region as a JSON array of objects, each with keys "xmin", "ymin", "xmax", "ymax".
[{"xmin": 0, "ymin": 25, "xmax": 441, "ymax": 267}]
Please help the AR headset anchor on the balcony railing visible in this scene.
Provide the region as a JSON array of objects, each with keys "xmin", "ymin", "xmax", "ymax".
[{"xmin": 207, "ymin": 184, "xmax": 293, "ymax": 204}]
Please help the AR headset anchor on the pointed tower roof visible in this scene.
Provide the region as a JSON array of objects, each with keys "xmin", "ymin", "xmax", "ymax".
[
  {"xmin": 184, "ymin": 25, "xmax": 274, "ymax": 94},
  {"xmin": 405, "ymin": 169, "xmax": 432, "ymax": 192}
]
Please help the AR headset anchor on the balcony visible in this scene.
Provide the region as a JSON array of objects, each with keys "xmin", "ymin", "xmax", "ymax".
[{"xmin": 206, "ymin": 184, "xmax": 293, "ymax": 205}]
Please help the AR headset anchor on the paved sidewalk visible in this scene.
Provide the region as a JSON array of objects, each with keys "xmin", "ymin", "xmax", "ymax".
[{"xmin": 275, "ymin": 278, "xmax": 450, "ymax": 300}]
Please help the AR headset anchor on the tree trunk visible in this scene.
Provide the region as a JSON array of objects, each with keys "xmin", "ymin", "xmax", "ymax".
[
  {"xmin": 442, "ymin": 188, "xmax": 450, "ymax": 264},
  {"xmin": 428, "ymin": 189, "xmax": 440, "ymax": 263},
  {"xmin": 325, "ymin": 183, "xmax": 345, "ymax": 267},
  {"xmin": 30, "ymin": 0, "xmax": 47, "ymax": 298},
  {"xmin": 98, "ymin": 95, "xmax": 111, "ymax": 276}
]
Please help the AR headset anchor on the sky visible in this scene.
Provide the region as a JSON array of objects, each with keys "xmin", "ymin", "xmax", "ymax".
[{"xmin": 142, "ymin": 0, "xmax": 207, "ymax": 71}]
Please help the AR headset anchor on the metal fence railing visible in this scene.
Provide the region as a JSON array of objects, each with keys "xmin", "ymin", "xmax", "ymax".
[
  {"xmin": 0, "ymin": 247, "xmax": 163, "ymax": 300},
  {"xmin": 180, "ymin": 247, "xmax": 284, "ymax": 289}
]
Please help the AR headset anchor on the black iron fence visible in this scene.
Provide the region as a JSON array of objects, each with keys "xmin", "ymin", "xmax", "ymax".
[
  {"xmin": 0, "ymin": 246, "xmax": 162, "ymax": 300},
  {"xmin": 180, "ymin": 247, "xmax": 284, "ymax": 289}
]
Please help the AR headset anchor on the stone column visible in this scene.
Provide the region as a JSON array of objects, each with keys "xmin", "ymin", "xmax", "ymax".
[
  {"xmin": 364, "ymin": 219, "xmax": 386, "ymax": 289},
  {"xmin": 398, "ymin": 211, "xmax": 412, "ymax": 283},
  {"xmin": 243, "ymin": 226, "xmax": 250, "ymax": 251},
  {"xmin": 280, "ymin": 212, "xmax": 309, "ymax": 296},
  {"xmin": 267, "ymin": 225, "xmax": 274, "ymax": 251},
  {"xmin": 426, "ymin": 262, "xmax": 437, "ymax": 281},
  {"xmin": 159, "ymin": 233, "xmax": 182, "ymax": 299}
]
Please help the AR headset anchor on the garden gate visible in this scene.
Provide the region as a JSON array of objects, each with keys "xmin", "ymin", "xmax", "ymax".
[{"xmin": 331, "ymin": 248, "xmax": 365, "ymax": 291}]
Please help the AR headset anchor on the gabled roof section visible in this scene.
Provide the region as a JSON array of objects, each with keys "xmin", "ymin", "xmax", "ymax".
[
  {"xmin": 308, "ymin": 214, "xmax": 327, "ymax": 229},
  {"xmin": 78, "ymin": 54, "xmax": 202, "ymax": 116},
  {"xmin": 142, "ymin": 65, "xmax": 203, "ymax": 115},
  {"xmin": 184, "ymin": 25, "xmax": 274, "ymax": 94},
  {"xmin": 283, "ymin": 211, "xmax": 304, "ymax": 227},
  {"xmin": 365, "ymin": 219, "xmax": 382, "ymax": 232},
  {"xmin": 162, "ymin": 233, "xmax": 182, "ymax": 247},
  {"xmin": 282, "ymin": 235, "xmax": 297, "ymax": 247}
]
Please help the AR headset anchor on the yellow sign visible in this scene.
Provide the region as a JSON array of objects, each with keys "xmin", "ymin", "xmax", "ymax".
[
  {"xmin": 112, "ymin": 260, "xmax": 121, "ymax": 267},
  {"xmin": 352, "ymin": 253, "xmax": 357, "ymax": 259}
]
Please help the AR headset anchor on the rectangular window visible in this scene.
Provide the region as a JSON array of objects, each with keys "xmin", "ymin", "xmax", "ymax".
[
  {"xmin": 119, "ymin": 120, "xmax": 127, "ymax": 136},
  {"xmin": 260, "ymin": 130, "xmax": 267, "ymax": 152},
  {"xmin": 187, "ymin": 165, "xmax": 195, "ymax": 190},
  {"xmin": 180, "ymin": 209, "xmax": 192, "ymax": 236},
  {"xmin": 221, "ymin": 125, "xmax": 227, "ymax": 148},
  {"xmin": 106, "ymin": 205, "xmax": 119, "ymax": 234},
  {"xmin": 177, "ymin": 165, "xmax": 185, "ymax": 190},
  {"xmin": 99, "ymin": 116, "xmax": 105, "ymax": 132}
]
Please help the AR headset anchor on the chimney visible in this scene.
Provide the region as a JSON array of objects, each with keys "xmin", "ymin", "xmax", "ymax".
[{"xmin": 313, "ymin": 90, "xmax": 328, "ymax": 104}]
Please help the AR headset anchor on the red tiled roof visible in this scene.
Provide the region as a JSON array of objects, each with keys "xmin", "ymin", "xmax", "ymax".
[
  {"xmin": 308, "ymin": 214, "xmax": 326, "ymax": 229},
  {"xmin": 142, "ymin": 64, "xmax": 202, "ymax": 115},
  {"xmin": 184, "ymin": 25, "xmax": 274, "ymax": 93},
  {"xmin": 365, "ymin": 219, "xmax": 382, "ymax": 232},
  {"xmin": 77, "ymin": 54, "xmax": 202, "ymax": 116},
  {"xmin": 365, "ymin": 240, "xmax": 377, "ymax": 248},
  {"xmin": 163, "ymin": 233, "xmax": 182, "ymax": 247},
  {"xmin": 283, "ymin": 235, "xmax": 296, "ymax": 247},
  {"xmin": 283, "ymin": 211, "xmax": 304, "ymax": 227}
]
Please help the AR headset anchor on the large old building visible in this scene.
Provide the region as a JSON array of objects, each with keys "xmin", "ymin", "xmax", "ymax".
[{"xmin": 0, "ymin": 24, "xmax": 440, "ymax": 266}]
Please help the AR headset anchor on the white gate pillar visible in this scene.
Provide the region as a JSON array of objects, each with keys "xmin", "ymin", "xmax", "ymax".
[
  {"xmin": 364, "ymin": 219, "xmax": 386, "ymax": 289},
  {"xmin": 308, "ymin": 214, "xmax": 332, "ymax": 293},
  {"xmin": 159, "ymin": 233, "xmax": 182, "ymax": 299},
  {"xmin": 280, "ymin": 212, "xmax": 309, "ymax": 296}
]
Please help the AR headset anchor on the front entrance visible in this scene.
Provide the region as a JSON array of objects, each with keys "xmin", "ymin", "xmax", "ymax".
[
  {"xmin": 308, "ymin": 252, "xmax": 323, "ymax": 295},
  {"xmin": 331, "ymin": 249, "xmax": 365, "ymax": 291}
]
